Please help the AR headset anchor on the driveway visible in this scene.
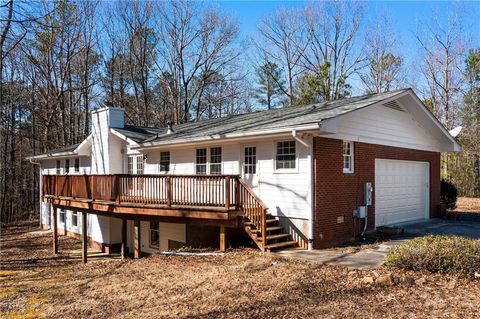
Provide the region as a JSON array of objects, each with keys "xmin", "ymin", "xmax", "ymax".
[{"xmin": 274, "ymin": 219, "xmax": 480, "ymax": 269}]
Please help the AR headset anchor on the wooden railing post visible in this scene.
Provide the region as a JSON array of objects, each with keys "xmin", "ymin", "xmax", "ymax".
[
  {"xmin": 167, "ymin": 176, "xmax": 172, "ymax": 207},
  {"xmin": 261, "ymin": 208, "xmax": 267, "ymax": 251},
  {"xmin": 225, "ymin": 176, "xmax": 230, "ymax": 209},
  {"xmin": 90, "ymin": 176, "xmax": 94, "ymax": 201},
  {"xmin": 114, "ymin": 176, "xmax": 120, "ymax": 204},
  {"xmin": 234, "ymin": 178, "xmax": 240, "ymax": 209}
]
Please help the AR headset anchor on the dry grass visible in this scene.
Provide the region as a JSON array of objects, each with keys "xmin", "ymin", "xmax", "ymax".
[
  {"xmin": 455, "ymin": 197, "xmax": 480, "ymax": 212},
  {"xmin": 1, "ymin": 221, "xmax": 480, "ymax": 319}
]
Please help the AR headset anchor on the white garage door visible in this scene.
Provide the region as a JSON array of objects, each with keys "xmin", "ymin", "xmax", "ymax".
[{"xmin": 375, "ymin": 159, "xmax": 429, "ymax": 227}]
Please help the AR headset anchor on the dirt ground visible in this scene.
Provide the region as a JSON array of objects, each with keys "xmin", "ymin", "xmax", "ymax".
[
  {"xmin": 455, "ymin": 197, "xmax": 480, "ymax": 212},
  {"xmin": 1, "ymin": 221, "xmax": 479, "ymax": 319}
]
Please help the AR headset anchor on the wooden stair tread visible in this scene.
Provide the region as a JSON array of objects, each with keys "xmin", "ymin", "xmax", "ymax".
[
  {"xmin": 266, "ymin": 233, "xmax": 290, "ymax": 240},
  {"xmin": 266, "ymin": 219, "xmax": 277, "ymax": 224},
  {"xmin": 264, "ymin": 240, "xmax": 297, "ymax": 250}
]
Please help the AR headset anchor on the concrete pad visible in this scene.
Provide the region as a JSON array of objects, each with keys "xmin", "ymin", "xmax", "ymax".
[{"xmin": 274, "ymin": 219, "xmax": 480, "ymax": 270}]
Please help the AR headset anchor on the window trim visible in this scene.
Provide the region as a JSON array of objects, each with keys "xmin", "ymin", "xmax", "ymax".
[
  {"xmin": 64, "ymin": 159, "xmax": 70, "ymax": 174},
  {"xmin": 71, "ymin": 211, "xmax": 78, "ymax": 227},
  {"xmin": 209, "ymin": 147, "xmax": 222, "ymax": 175},
  {"xmin": 243, "ymin": 146, "xmax": 257, "ymax": 175},
  {"xmin": 195, "ymin": 148, "xmax": 208, "ymax": 175},
  {"xmin": 273, "ymin": 140, "xmax": 298, "ymax": 174},
  {"xmin": 149, "ymin": 221, "xmax": 159, "ymax": 249},
  {"xmin": 59, "ymin": 209, "xmax": 65, "ymax": 224},
  {"xmin": 195, "ymin": 147, "xmax": 222, "ymax": 175},
  {"xmin": 56, "ymin": 160, "xmax": 61, "ymax": 175},
  {"xmin": 74, "ymin": 158, "xmax": 80, "ymax": 173},
  {"xmin": 160, "ymin": 151, "xmax": 170, "ymax": 173},
  {"xmin": 342, "ymin": 141, "xmax": 354, "ymax": 174}
]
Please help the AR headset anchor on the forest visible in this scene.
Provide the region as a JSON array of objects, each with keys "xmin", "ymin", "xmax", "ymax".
[{"xmin": 1, "ymin": 0, "xmax": 479, "ymax": 223}]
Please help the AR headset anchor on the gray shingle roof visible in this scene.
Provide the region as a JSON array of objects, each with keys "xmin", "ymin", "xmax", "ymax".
[
  {"xmin": 30, "ymin": 88, "xmax": 411, "ymax": 158},
  {"xmin": 137, "ymin": 88, "xmax": 410, "ymax": 145}
]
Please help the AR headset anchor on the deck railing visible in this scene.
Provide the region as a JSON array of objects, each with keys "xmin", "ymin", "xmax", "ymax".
[{"xmin": 42, "ymin": 174, "xmax": 265, "ymax": 212}]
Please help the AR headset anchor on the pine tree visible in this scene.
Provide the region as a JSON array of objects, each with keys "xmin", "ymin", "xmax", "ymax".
[{"xmin": 254, "ymin": 62, "xmax": 286, "ymax": 109}]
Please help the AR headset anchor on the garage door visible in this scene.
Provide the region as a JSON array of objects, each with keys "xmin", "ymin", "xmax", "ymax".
[{"xmin": 375, "ymin": 159, "xmax": 429, "ymax": 227}]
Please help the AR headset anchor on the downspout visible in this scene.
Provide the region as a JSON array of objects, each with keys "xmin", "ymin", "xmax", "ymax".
[
  {"xmin": 29, "ymin": 159, "xmax": 43, "ymax": 229},
  {"xmin": 292, "ymin": 130, "xmax": 314, "ymax": 250}
]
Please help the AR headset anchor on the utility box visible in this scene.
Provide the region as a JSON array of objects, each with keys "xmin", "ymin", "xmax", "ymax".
[
  {"xmin": 357, "ymin": 206, "xmax": 367, "ymax": 218},
  {"xmin": 364, "ymin": 182, "xmax": 373, "ymax": 206}
]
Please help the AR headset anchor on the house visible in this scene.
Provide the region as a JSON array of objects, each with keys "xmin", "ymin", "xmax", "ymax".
[{"xmin": 27, "ymin": 88, "xmax": 460, "ymax": 261}]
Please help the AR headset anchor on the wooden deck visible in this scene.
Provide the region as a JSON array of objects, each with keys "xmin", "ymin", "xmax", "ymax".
[{"xmin": 43, "ymin": 174, "xmax": 297, "ymax": 261}]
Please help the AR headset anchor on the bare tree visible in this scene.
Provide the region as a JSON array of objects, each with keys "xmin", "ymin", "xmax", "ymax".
[
  {"xmin": 359, "ymin": 14, "xmax": 405, "ymax": 93},
  {"xmin": 415, "ymin": 11, "xmax": 466, "ymax": 129},
  {"xmin": 253, "ymin": 8, "xmax": 308, "ymax": 106},
  {"xmin": 155, "ymin": 0, "xmax": 241, "ymax": 124},
  {"xmin": 302, "ymin": 1, "xmax": 364, "ymax": 100}
]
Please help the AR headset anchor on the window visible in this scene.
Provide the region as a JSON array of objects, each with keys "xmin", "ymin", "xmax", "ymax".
[
  {"xmin": 196, "ymin": 149, "xmax": 207, "ymax": 175},
  {"xmin": 136, "ymin": 155, "xmax": 144, "ymax": 174},
  {"xmin": 244, "ymin": 147, "xmax": 256, "ymax": 174},
  {"xmin": 72, "ymin": 212, "xmax": 78, "ymax": 227},
  {"xmin": 150, "ymin": 222, "xmax": 159, "ymax": 248},
  {"xmin": 209, "ymin": 147, "xmax": 222, "ymax": 175},
  {"xmin": 128, "ymin": 155, "xmax": 144, "ymax": 174},
  {"xmin": 275, "ymin": 141, "xmax": 296, "ymax": 170},
  {"xmin": 56, "ymin": 160, "xmax": 61, "ymax": 174},
  {"xmin": 343, "ymin": 141, "xmax": 354, "ymax": 173},
  {"xmin": 160, "ymin": 151, "xmax": 170, "ymax": 172},
  {"xmin": 74, "ymin": 158, "xmax": 80, "ymax": 173},
  {"xmin": 65, "ymin": 159, "xmax": 70, "ymax": 174},
  {"xmin": 59, "ymin": 209, "xmax": 65, "ymax": 224},
  {"xmin": 128, "ymin": 156, "xmax": 134, "ymax": 174}
]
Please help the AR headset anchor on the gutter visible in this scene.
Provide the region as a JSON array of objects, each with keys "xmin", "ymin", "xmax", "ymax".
[{"xmin": 133, "ymin": 124, "xmax": 320, "ymax": 151}]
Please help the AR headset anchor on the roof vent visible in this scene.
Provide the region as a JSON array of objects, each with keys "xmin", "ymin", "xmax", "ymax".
[
  {"xmin": 383, "ymin": 100, "xmax": 405, "ymax": 112},
  {"xmin": 166, "ymin": 121, "xmax": 174, "ymax": 134}
]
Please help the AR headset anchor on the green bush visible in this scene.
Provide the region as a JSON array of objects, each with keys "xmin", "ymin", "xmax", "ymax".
[
  {"xmin": 385, "ymin": 235, "xmax": 480, "ymax": 276},
  {"xmin": 440, "ymin": 179, "xmax": 458, "ymax": 209}
]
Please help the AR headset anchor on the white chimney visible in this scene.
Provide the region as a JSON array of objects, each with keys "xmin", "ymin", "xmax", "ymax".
[{"xmin": 90, "ymin": 107, "xmax": 125, "ymax": 174}]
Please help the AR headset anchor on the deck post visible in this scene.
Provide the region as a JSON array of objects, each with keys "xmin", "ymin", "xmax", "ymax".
[
  {"xmin": 121, "ymin": 219, "xmax": 127, "ymax": 259},
  {"xmin": 134, "ymin": 220, "xmax": 141, "ymax": 259},
  {"xmin": 219, "ymin": 225, "xmax": 226, "ymax": 252},
  {"xmin": 82, "ymin": 212, "xmax": 88, "ymax": 263},
  {"xmin": 52, "ymin": 206, "xmax": 58, "ymax": 254},
  {"xmin": 225, "ymin": 176, "xmax": 230, "ymax": 209}
]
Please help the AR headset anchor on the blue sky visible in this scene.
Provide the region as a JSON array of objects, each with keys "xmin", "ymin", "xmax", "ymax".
[{"xmin": 217, "ymin": 1, "xmax": 480, "ymax": 94}]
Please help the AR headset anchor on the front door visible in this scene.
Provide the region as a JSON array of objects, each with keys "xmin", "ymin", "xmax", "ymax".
[{"xmin": 241, "ymin": 145, "xmax": 259, "ymax": 193}]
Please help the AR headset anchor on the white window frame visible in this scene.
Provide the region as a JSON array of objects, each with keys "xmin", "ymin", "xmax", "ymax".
[
  {"xmin": 71, "ymin": 211, "xmax": 78, "ymax": 228},
  {"xmin": 343, "ymin": 141, "xmax": 354, "ymax": 173},
  {"xmin": 195, "ymin": 148, "xmax": 207, "ymax": 175},
  {"xmin": 59, "ymin": 209, "xmax": 65, "ymax": 224},
  {"xmin": 74, "ymin": 158, "xmax": 80, "ymax": 173},
  {"xmin": 65, "ymin": 159, "xmax": 70, "ymax": 174},
  {"xmin": 195, "ymin": 147, "xmax": 222, "ymax": 175},
  {"xmin": 136, "ymin": 155, "xmax": 144, "ymax": 175},
  {"xmin": 274, "ymin": 140, "xmax": 298, "ymax": 173},
  {"xmin": 243, "ymin": 146, "xmax": 257, "ymax": 175},
  {"xmin": 149, "ymin": 221, "xmax": 159, "ymax": 248},
  {"xmin": 209, "ymin": 147, "xmax": 222, "ymax": 175},
  {"xmin": 56, "ymin": 160, "xmax": 61, "ymax": 174},
  {"xmin": 160, "ymin": 151, "xmax": 170, "ymax": 173},
  {"xmin": 128, "ymin": 155, "xmax": 144, "ymax": 175}
]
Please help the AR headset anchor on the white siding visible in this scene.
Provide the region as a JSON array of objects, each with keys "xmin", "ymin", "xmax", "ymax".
[
  {"xmin": 144, "ymin": 137, "xmax": 312, "ymax": 220},
  {"xmin": 332, "ymin": 104, "xmax": 441, "ymax": 151},
  {"xmin": 138, "ymin": 221, "xmax": 186, "ymax": 253}
]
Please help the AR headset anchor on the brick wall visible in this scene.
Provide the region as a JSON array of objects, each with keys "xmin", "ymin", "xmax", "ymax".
[{"xmin": 312, "ymin": 137, "xmax": 440, "ymax": 249}]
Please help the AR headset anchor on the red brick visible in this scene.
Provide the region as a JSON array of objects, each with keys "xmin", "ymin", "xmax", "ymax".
[{"xmin": 312, "ymin": 137, "xmax": 440, "ymax": 248}]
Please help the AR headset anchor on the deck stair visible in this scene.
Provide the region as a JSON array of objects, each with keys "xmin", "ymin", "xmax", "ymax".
[{"xmin": 238, "ymin": 179, "xmax": 297, "ymax": 251}]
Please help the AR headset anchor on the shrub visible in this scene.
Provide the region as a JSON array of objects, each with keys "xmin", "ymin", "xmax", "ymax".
[
  {"xmin": 440, "ymin": 179, "xmax": 458, "ymax": 210},
  {"xmin": 385, "ymin": 235, "xmax": 480, "ymax": 276}
]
